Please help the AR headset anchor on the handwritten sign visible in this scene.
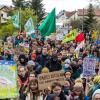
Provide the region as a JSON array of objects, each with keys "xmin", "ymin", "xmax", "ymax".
[
  {"xmin": 0, "ymin": 60, "xmax": 19, "ymax": 99},
  {"xmin": 38, "ymin": 71, "xmax": 65, "ymax": 90},
  {"xmin": 83, "ymin": 57, "xmax": 96, "ymax": 77}
]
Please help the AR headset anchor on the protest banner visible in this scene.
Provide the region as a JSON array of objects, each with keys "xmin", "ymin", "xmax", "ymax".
[
  {"xmin": 38, "ymin": 71, "xmax": 65, "ymax": 90},
  {"xmin": 0, "ymin": 60, "xmax": 19, "ymax": 99},
  {"xmin": 83, "ymin": 57, "xmax": 96, "ymax": 77}
]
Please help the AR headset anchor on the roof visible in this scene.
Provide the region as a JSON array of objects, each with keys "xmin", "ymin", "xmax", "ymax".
[
  {"xmin": 77, "ymin": 9, "xmax": 100, "ymax": 16},
  {"xmin": 0, "ymin": 5, "xmax": 14, "ymax": 12},
  {"xmin": 65, "ymin": 11, "xmax": 76, "ymax": 18}
]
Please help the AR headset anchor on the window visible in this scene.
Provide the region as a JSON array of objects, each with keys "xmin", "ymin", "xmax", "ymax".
[
  {"xmin": 0, "ymin": 14, "xmax": 3, "ymax": 17},
  {"xmin": 7, "ymin": 13, "xmax": 9, "ymax": 17}
]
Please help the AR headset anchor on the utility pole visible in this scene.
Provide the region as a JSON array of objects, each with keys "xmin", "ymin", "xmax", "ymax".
[{"xmin": 82, "ymin": 8, "xmax": 84, "ymax": 32}]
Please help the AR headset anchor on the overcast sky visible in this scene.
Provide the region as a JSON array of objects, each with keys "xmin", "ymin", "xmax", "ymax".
[{"xmin": 0, "ymin": 0, "xmax": 90, "ymax": 14}]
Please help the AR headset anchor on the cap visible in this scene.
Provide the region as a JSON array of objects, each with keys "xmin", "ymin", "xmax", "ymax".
[{"xmin": 27, "ymin": 60, "xmax": 35, "ymax": 66}]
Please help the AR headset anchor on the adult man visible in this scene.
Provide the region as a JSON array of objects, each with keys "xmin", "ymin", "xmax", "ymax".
[
  {"xmin": 36, "ymin": 47, "xmax": 50, "ymax": 68},
  {"xmin": 27, "ymin": 60, "xmax": 42, "ymax": 75}
]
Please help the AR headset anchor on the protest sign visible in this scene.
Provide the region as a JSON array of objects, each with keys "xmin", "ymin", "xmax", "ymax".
[
  {"xmin": 38, "ymin": 71, "xmax": 65, "ymax": 90},
  {"xmin": 0, "ymin": 60, "xmax": 19, "ymax": 99},
  {"xmin": 83, "ymin": 57, "xmax": 96, "ymax": 77}
]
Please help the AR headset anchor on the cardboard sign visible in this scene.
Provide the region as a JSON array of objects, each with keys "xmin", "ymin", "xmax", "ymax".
[
  {"xmin": 0, "ymin": 60, "xmax": 19, "ymax": 99},
  {"xmin": 38, "ymin": 71, "xmax": 65, "ymax": 90},
  {"xmin": 83, "ymin": 57, "xmax": 96, "ymax": 77}
]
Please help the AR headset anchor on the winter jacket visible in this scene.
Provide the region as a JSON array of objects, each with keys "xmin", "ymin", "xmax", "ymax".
[
  {"xmin": 46, "ymin": 92, "xmax": 67, "ymax": 100},
  {"xmin": 34, "ymin": 62, "xmax": 42, "ymax": 75},
  {"xmin": 46, "ymin": 58, "xmax": 62, "ymax": 72},
  {"xmin": 36, "ymin": 54, "xmax": 50, "ymax": 68}
]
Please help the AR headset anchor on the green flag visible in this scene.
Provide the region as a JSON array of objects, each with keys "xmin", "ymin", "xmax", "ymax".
[
  {"xmin": 12, "ymin": 12, "xmax": 19, "ymax": 28},
  {"xmin": 24, "ymin": 17, "xmax": 34, "ymax": 35},
  {"xmin": 39, "ymin": 8, "xmax": 56, "ymax": 36}
]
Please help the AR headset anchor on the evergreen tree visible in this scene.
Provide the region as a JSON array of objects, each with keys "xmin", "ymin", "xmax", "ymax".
[
  {"xmin": 83, "ymin": 3, "xmax": 96, "ymax": 32},
  {"xmin": 31, "ymin": 0, "xmax": 45, "ymax": 22},
  {"xmin": 12, "ymin": 0, "xmax": 45, "ymax": 22},
  {"xmin": 12, "ymin": 0, "xmax": 26, "ymax": 9}
]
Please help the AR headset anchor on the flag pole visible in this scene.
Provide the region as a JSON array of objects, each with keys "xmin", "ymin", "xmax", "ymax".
[
  {"xmin": 82, "ymin": 8, "xmax": 84, "ymax": 32},
  {"xmin": 19, "ymin": 8, "xmax": 22, "ymax": 33}
]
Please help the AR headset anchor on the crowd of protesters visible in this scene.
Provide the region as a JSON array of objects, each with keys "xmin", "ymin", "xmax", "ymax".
[{"xmin": 0, "ymin": 30, "xmax": 100, "ymax": 100}]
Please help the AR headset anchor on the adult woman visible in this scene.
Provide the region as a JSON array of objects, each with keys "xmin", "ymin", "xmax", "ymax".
[
  {"xmin": 92, "ymin": 89, "xmax": 100, "ymax": 100},
  {"xmin": 46, "ymin": 82, "xmax": 66, "ymax": 100},
  {"xmin": 69, "ymin": 83, "xmax": 84, "ymax": 100}
]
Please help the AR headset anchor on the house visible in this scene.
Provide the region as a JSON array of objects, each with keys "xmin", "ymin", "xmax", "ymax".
[
  {"xmin": 56, "ymin": 10, "xmax": 67, "ymax": 27},
  {"xmin": 66, "ymin": 9, "xmax": 100, "ymax": 23},
  {"xmin": 64, "ymin": 11, "xmax": 76, "ymax": 23},
  {"xmin": 0, "ymin": 5, "xmax": 13, "ymax": 24}
]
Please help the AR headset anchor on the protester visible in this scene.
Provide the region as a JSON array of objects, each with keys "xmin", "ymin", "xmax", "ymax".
[
  {"xmin": 18, "ymin": 67, "xmax": 29, "ymax": 100},
  {"xmin": 46, "ymin": 82, "xmax": 66, "ymax": 100},
  {"xmin": 27, "ymin": 78, "xmax": 39, "ymax": 100},
  {"xmin": 46, "ymin": 54, "xmax": 62, "ymax": 72},
  {"xmin": 92, "ymin": 89, "xmax": 100, "ymax": 100},
  {"xmin": 0, "ymin": 27, "xmax": 100, "ymax": 100},
  {"xmin": 36, "ymin": 47, "xmax": 50, "ymax": 68}
]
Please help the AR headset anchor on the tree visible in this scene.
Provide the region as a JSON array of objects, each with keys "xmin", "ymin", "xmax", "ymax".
[
  {"xmin": 31, "ymin": 0, "xmax": 45, "ymax": 22},
  {"xmin": 70, "ymin": 19, "xmax": 82, "ymax": 30},
  {"xmin": 12, "ymin": 0, "xmax": 45, "ymax": 22},
  {"xmin": 83, "ymin": 3, "xmax": 97, "ymax": 32},
  {"xmin": 89, "ymin": 0, "xmax": 100, "ymax": 8},
  {"xmin": 12, "ymin": 0, "xmax": 26, "ymax": 9},
  {"xmin": 20, "ymin": 8, "xmax": 38, "ymax": 30},
  {"xmin": 0, "ymin": 22, "xmax": 15, "ymax": 39}
]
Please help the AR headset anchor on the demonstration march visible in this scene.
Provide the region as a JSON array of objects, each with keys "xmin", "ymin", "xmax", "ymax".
[{"xmin": 0, "ymin": 0, "xmax": 100, "ymax": 100}]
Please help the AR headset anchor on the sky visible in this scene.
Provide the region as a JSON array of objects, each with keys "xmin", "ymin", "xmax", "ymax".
[{"xmin": 0, "ymin": 0, "xmax": 91, "ymax": 14}]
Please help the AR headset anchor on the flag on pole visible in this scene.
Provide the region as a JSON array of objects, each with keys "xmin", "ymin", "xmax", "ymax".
[
  {"xmin": 12, "ymin": 12, "xmax": 20, "ymax": 28},
  {"xmin": 24, "ymin": 17, "xmax": 35, "ymax": 35},
  {"xmin": 38, "ymin": 8, "xmax": 56, "ymax": 36},
  {"xmin": 62, "ymin": 29, "xmax": 77, "ymax": 43},
  {"xmin": 92, "ymin": 30, "xmax": 98, "ymax": 40},
  {"xmin": 75, "ymin": 32, "xmax": 85, "ymax": 42}
]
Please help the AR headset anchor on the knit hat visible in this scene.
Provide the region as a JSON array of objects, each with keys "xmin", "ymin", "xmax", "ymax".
[
  {"xmin": 42, "ymin": 67, "xmax": 49, "ymax": 73},
  {"xmin": 75, "ymin": 78, "xmax": 83, "ymax": 84},
  {"xmin": 93, "ymin": 75, "xmax": 100, "ymax": 85},
  {"xmin": 73, "ymin": 83, "xmax": 83, "ymax": 91},
  {"xmin": 31, "ymin": 53, "xmax": 36, "ymax": 60},
  {"xmin": 27, "ymin": 60, "xmax": 35, "ymax": 66},
  {"xmin": 92, "ymin": 89, "xmax": 100, "ymax": 100},
  {"xmin": 64, "ymin": 59, "xmax": 71, "ymax": 64}
]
